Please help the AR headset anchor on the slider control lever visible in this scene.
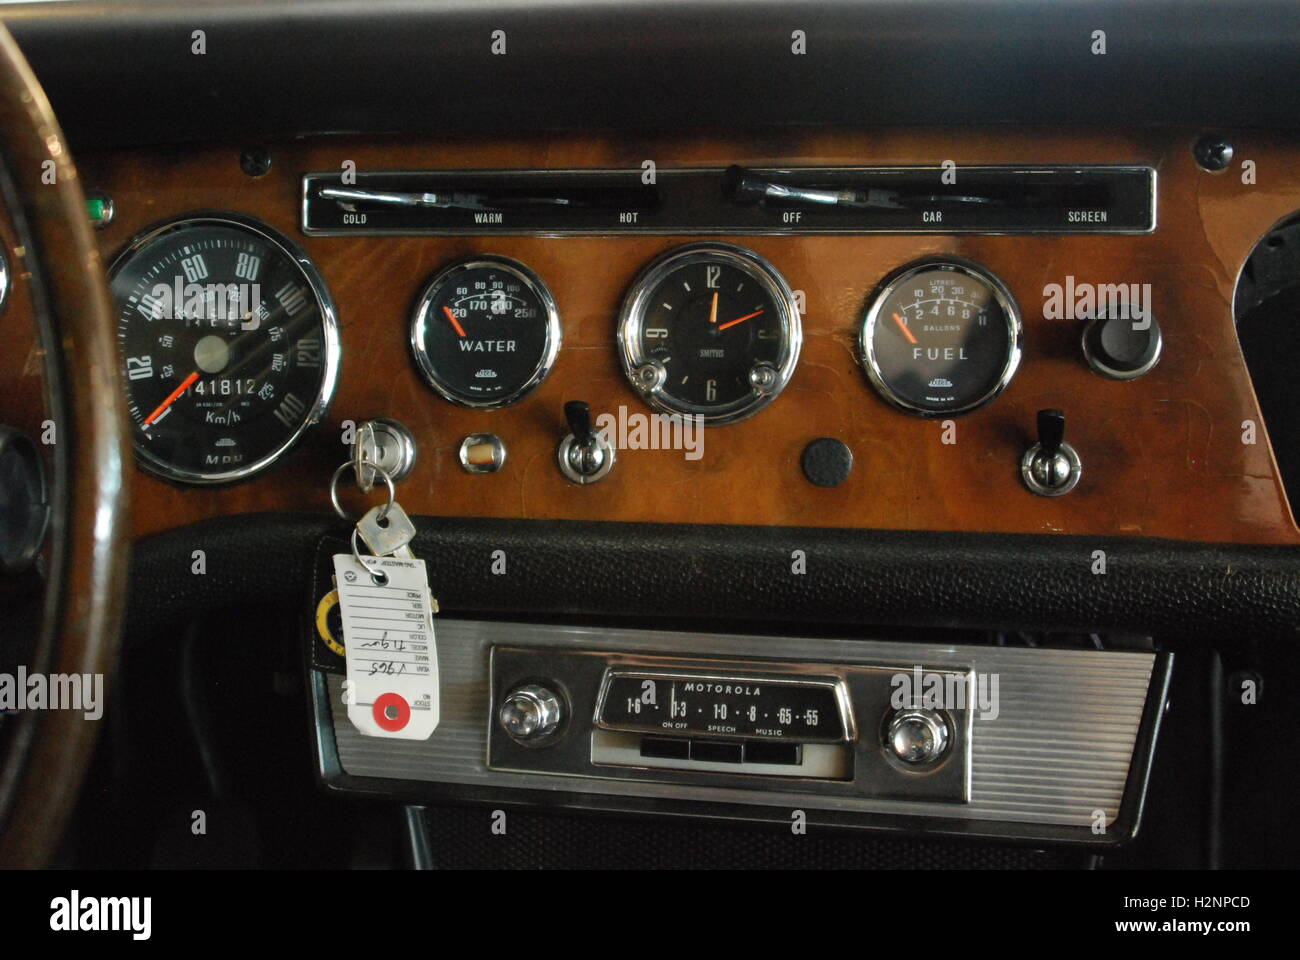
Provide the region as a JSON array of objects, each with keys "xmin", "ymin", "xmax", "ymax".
[
  {"xmin": 320, "ymin": 187, "xmax": 575, "ymax": 211},
  {"xmin": 722, "ymin": 165, "xmax": 995, "ymax": 210},
  {"xmin": 723, "ymin": 165, "xmax": 905, "ymax": 209}
]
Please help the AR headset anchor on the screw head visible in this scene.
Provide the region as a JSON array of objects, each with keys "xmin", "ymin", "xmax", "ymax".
[
  {"xmin": 635, "ymin": 362, "xmax": 664, "ymax": 390},
  {"xmin": 239, "ymin": 146, "xmax": 272, "ymax": 178},
  {"xmin": 749, "ymin": 362, "xmax": 778, "ymax": 394},
  {"xmin": 1194, "ymin": 134, "xmax": 1233, "ymax": 173}
]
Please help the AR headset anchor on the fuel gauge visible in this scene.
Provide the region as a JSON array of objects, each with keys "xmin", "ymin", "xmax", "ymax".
[
  {"xmin": 859, "ymin": 259, "xmax": 1022, "ymax": 416},
  {"xmin": 410, "ymin": 256, "xmax": 561, "ymax": 408}
]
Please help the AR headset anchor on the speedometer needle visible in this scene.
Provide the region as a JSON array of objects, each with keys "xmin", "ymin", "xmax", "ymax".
[
  {"xmin": 892, "ymin": 312, "xmax": 919, "ymax": 345},
  {"xmin": 144, "ymin": 371, "xmax": 199, "ymax": 426},
  {"xmin": 442, "ymin": 305, "xmax": 468, "ymax": 338},
  {"xmin": 718, "ymin": 308, "xmax": 763, "ymax": 331}
]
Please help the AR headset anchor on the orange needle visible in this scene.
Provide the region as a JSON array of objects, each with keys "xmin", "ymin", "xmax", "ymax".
[
  {"xmin": 892, "ymin": 312, "xmax": 918, "ymax": 345},
  {"xmin": 718, "ymin": 308, "xmax": 764, "ymax": 331},
  {"xmin": 442, "ymin": 305, "xmax": 468, "ymax": 338},
  {"xmin": 144, "ymin": 371, "xmax": 199, "ymax": 426},
  {"xmin": 709, "ymin": 291, "xmax": 718, "ymax": 325}
]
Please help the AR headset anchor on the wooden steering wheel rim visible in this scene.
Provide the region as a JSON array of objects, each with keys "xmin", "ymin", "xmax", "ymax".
[{"xmin": 0, "ymin": 23, "xmax": 129, "ymax": 867}]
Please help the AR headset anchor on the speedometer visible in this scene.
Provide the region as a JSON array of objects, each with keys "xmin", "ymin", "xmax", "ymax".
[
  {"xmin": 859, "ymin": 259, "xmax": 1022, "ymax": 416},
  {"xmin": 110, "ymin": 213, "xmax": 341, "ymax": 484}
]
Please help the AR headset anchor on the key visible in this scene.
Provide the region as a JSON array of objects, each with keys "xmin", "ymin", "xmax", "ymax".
[
  {"xmin": 352, "ymin": 421, "xmax": 379, "ymax": 492},
  {"xmin": 356, "ymin": 501, "xmax": 417, "ymax": 559},
  {"xmin": 333, "ymin": 505, "xmax": 441, "ymax": 739}
]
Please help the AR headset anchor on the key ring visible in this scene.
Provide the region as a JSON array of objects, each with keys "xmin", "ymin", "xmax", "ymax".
[
  {"xmin": 330, "ymin": 459, "xmax": 395, "ymax": 522},
  {"xmin": 350, "ymin": 527, "xmax": 389, "ymax": 586}
]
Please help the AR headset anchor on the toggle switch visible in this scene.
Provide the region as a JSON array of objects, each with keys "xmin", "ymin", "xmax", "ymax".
[
  {"xmin": 1020, "ymin": 408, "xmax": 1082, "ymax": 496},
  {"xmin": 557, "ymin": 400, "xmax": 616, "ymax": 484}
]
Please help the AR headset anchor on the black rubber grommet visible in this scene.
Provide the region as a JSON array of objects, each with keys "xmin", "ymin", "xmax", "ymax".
[{"xmin": 801, "ymin": 437, "xmax": 853, "ymax": 487}]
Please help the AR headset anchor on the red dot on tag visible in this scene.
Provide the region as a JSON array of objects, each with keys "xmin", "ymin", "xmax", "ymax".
[{"xmin": 373, "ymin": 692, "xmax": 410, "ymax": 731}]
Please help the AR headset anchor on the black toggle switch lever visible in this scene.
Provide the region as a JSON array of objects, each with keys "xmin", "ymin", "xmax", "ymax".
[
  {"xmin": 1021, "ymin": 408, "xmax": 1082, "ymax": 496},
  {"xmin": 1037, "ymin": 408, "xmax": 1066, "ymax": 454},
  {"xmin": 557, "ymin": 400, "xmax": 616, "ymax": 484},
  {"xmin": 564, "ymin": 400, "xmax": 595, "ymax": 446}
]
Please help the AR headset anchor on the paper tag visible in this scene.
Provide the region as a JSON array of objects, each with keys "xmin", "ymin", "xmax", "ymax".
[{"xmin": 332, "ymin": 553, "xmax": 440, "ymax": 740}]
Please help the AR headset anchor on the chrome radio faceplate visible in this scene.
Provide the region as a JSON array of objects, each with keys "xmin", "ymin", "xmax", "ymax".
[{"xmin": 314, "ymin": 619, "xmax": 1165, "ymax": 842}]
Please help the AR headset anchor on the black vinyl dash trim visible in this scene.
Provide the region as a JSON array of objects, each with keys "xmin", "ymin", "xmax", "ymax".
[{"xmin": 126, "ymin": 512, "xmax": 1300, "ymax": 644}]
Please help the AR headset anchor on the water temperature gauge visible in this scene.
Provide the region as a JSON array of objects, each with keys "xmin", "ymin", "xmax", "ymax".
[{"xmin": 410, "ymin": 255, "xmax": 561, "ymax": 408}]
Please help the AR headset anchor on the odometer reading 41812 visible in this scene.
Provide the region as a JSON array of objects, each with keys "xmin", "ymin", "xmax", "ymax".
[{"xmin": 110, "ymin": 214, "xmax": 340, "ymax": 484}]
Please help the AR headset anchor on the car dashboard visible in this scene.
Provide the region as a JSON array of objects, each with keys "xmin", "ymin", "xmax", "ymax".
[{"xmin": 0, "ymin": 0, "xmax": 1298, "ymax": 887}]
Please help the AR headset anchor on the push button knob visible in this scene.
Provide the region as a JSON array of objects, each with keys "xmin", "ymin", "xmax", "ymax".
[
  {"xmin": 1082, "ymin": 309, "xmax": 1162, "ymax": 379},
  {"xmin": 885, "ymin": 709, "xmax": 951, "ymax": 766},
  {"xmin": 499, "ymin": 683, "xmax": 564, "ymax": 744},
  {"xmin": 1021, "ymin": 408, "xmax": 1082, "ymax": 496}
]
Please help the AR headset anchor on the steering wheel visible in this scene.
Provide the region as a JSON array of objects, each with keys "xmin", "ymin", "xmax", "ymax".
[{"xmin": 0, "ymin": 24, "xmax": 129, "ymax": 867}]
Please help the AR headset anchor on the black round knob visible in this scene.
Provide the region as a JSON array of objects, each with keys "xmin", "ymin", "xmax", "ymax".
[
  {"xmin": 1082, "ymin": 310, "xmax": 1162, "ymax": 380},
  {"xmin": 801, "ymin": 437, "xmax": 853, "ymax": 487}
]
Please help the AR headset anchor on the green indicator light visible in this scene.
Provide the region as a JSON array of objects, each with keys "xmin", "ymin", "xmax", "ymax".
[{"xmin": 85, "ymin": 192, "xmax": 113, "ymax": 228}]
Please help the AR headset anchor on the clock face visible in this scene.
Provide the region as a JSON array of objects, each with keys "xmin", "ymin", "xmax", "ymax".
[{"xmin": 618, "ymin": 244, "xmax": 801, "ymax": 424}]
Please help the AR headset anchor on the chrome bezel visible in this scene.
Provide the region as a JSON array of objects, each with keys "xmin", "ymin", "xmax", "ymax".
[
  {"xmin": 108, "ymin": 212, "xmax": 342, "ymax": 486},
  {"xmin": 616, "ymin": 242, "xmax": 802, "ymax": 426},
  {"xmin": 593, "ymin": 668, "xmax": 855, "ymax": 743},
  {"xmin": 409, "ymin": 255, "xmax": 561, "ymax": 409},
  {"xmin": 302, "ymin": 165, "xmax": 1157, "ymax": 237},
  {"xmin": 859, "ymin": 258, "xmax": 1023, "ymax": 418},
  {"xmin": 556, "ymin": 431, "xmax": 617, "ymax": 484},
  {"xmin": 1081, "ymin": 312, "xmax": 1163, "ymax": 381},
  {"xmin": 457, "ymin": 432, "xmax": 508, "ymax": 474},
  {"xmin": 1020, "ymin": 440, "xmax": 1083, "ymax": 497},
  {"xmin": 0, "ymin": 244, "xmax": 10, "ymax": 316}
]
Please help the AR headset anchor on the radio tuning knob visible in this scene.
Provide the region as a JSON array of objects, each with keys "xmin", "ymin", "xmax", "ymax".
[
  {"xmin": 885, "ymin": 708, "xmax": 951, "ymax": 766},
  {"xmin": 499, "ymin": 683, "xmax": 564, "ymax": 744},
  {"xmin": 1020, "ymin": 408, "xmax": 1082, "ymax": 497}
]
